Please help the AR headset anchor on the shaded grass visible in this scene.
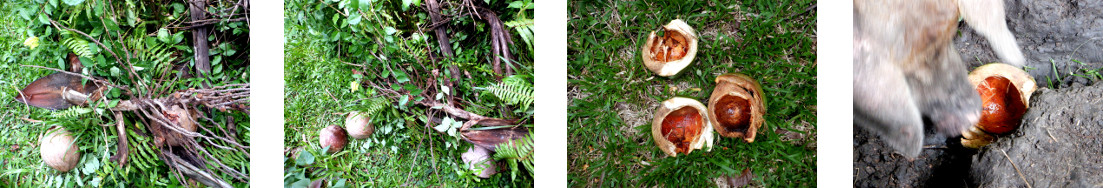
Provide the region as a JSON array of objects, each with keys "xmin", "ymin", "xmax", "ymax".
[{"xmin": 567, "ymin": 0, "xmax": 816, "ymax": 186}]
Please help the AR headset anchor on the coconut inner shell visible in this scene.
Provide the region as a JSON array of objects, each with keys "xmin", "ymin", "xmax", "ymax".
[
  {"xmin": 649, "ymin": 30, "xmax": 689, "ymax": 62},
  {"xmin": 661, "ymin": 107, "xmax": 704, "ymax": 154},
  {"xmin": 976, "ymin": 76, "xmax": 1026, "ymax": 134},
  {"xmin": 714, "ymin": 95, "xmax": 752, "ymax": 134}
]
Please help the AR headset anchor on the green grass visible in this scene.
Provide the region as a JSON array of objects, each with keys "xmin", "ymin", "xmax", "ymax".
[
  {"xmin": 283, "ymin": 0, "xmax": 534, "ymax": 187},
  {"xmin": 567, "ymin": 0, "xmax": 817, "ymax": 186}
]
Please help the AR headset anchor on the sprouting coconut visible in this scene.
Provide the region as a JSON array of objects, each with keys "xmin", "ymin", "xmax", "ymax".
[
  {"xmin": 652, "ymin": 97, "xmax": 714, "ymax": 157},
  {"xmin": 962, "ymin": 63, "xmax": 1036, "ymax": 148},
  {"xmin": 642, "ymin": 19, "xmax": 698, "ymax": 77},
  {"xmin": 319, "ymin": 125, "xmax": 348, "ymax": 154},
  {"xmin": 345, "ymin": 111, "xmax": 374, "ymax": 139},
  {"xmin": 708, "ymin": 73, "xmax": 767, "ymax": 143},
  {"xmin": 40, "ymin": 126, "xmax": 80, "ymax": 172}
]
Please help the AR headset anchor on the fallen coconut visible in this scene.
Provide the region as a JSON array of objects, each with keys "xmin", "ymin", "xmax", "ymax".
[
  {"xmin": 462, "ymin": 146, "xmax": 497, "ymax": 178},
  {"xmin": 345, "ymin": 111, "xmax": 374, "ymax": 139},
  {"xmin": 708, "ymin": 73, "xmax": 767, "ymax": 143},
  {"xmin": 642, "ymin": 19, "xmax": 698, "ymax": 77},
  {"xmin": 40, "ymin": 126, "xmax": 80, "ymax": 172},
  {"xmin": 961, "ymin": 63, "xmax": 1036, "ymax": 148},
  {"xmin": 652, "ymin": 97, "xmax": 714, "ymax": 157},
  {"xmin": 319, "ymin": 125, "xmax": 348, "ymax": 154}
]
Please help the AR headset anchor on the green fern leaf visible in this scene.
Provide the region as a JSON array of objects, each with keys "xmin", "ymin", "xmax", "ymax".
[
  {"xmin": 51, "ymin": 107, "xmax": 92, "ymax": 118},
  {"xmin": 63, "ymin": 37, "xmax": 94, "ymax": 58},
  {"xmin": 482, "ymin": 75, "xmax": 534, "ymax": 111},
  {"xmin": 505, "ymin": 18, "xmax": 534, "ymax": 50},
  {"xmin": 492, "ymin": 130, "xmax": 534, "ymax": 180},
  {"xmin": 363, "ymin": 97, "xmax": 389, "ymax": 116}
]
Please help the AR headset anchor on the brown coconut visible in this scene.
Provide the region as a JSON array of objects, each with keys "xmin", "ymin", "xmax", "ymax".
[
  {"xmin": 961, "ymin": 63, "xmax": 1036, "ymax": 148},
  {"xmin": 40, "ymin": 126, "xmax": 80, "ymax": 172},
  {"xmin": 708, "ymin": 73, "xmax": 767, "ymax": 143},
  {"xmin": 651, "ymin": 97, "xmax": 714, "ymax": 157},
  {"xmin": 319, "ymin": 125, "xmax": 348, "ymax": 154},
  {"xmin": 642, "ymin": 19, "xmax": 698, "ymax": 77},
  {"xmin": 345, "ymin": 111, "xmax": 374, "ymax": 139}
]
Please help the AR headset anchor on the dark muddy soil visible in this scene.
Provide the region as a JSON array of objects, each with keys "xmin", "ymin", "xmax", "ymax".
[
  {"xmin": 854, "ymin": 83, "xmax": 1103, "ymax": 187},
  {"xmin": 955, "ymin": 0, "xmax": 1103, "ymax": 88}
]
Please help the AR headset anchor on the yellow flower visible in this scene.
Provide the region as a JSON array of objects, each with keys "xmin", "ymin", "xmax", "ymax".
[{"xmin": 23, "ymin": 36, "xmax": 40, "ymax": 49}]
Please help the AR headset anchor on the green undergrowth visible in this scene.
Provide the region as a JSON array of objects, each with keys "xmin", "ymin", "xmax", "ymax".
[
  {"xmin": 0, "ymin": 0, "xmax": 249, "ymax": 187},
  {"xmin": 284, "ymin": 0, "xmax": 534, "ymax": 187}
]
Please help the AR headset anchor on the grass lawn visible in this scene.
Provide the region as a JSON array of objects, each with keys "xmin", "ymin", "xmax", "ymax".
[{"xmin": 567, "ymin": 0, "xmax": 817, "ymax": 186}]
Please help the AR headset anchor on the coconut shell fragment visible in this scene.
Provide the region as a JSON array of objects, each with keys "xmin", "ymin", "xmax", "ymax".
[
  {"xmin": 708, "ymin": 73, "xmax": 767, "ymax": 143},
  {"xmin": 642, "ymin": 19, "xmax": 698, "ymax": 77},
  {"xmin": 152, "ymin": 105, "xmax": 199, "ymax": 147},
  {"xmin": 40, "ymin": 126, "xmax": 80, "ymax": 172},
  {"xmin": 961, "ymin": 63, "xmax": 1036, "ymax": 148},
  {"xmin": 651, "ymin": 97, "xmax": 713, "ymax": 157}
]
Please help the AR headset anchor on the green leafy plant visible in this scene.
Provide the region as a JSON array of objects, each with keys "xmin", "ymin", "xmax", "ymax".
[
  {"xmin": 285, "ymin": 0, "xmax": 534, "ymax": 186},
  {"xmin": 61, "ymin": 37, "xmax": 92, "ymax": 58},
  {"xmin": 479, "ymin": 75, "xmax": 534, "ymax": 111},
  {"xmin": 0, "ymin": 0, "xmax": 249, "ymax": 186},
  {"xmin": 492, "ymin": 130, "xmax": 533, "ymax": 181}
]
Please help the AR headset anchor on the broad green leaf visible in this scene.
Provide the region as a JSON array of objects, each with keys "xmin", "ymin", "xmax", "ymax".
[
  {"xmin": 384, "ymin": 27, "xmax": 396, "ymax": 35},
  {"xmin": 60, "ymin": 0, "xmax": 83, "ymax": 5},
  {"xmin": 295, "ymin": 150, "xmax": 315, "ymax": 166},
  {"xmin": 157, "ymin": 28, "xmax": 170, "ymax": 43},
  {"xmin": 402, "ymin": 0, "xmax": 413, "ymax": 11},
  {"xmin": 347, "ymin": 12, "xmax": 362, "ymax": 25}
]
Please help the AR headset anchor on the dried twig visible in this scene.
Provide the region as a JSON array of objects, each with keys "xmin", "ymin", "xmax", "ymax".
[{"xmin": 1000, "ymin": 149, "xmax": 1032, "ymax": 188}]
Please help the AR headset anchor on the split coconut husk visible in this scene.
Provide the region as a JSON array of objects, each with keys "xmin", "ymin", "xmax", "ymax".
[
  {"xmin": 962, "ymin": 63, "xmax": 1036, "ymax": 148},
  {"xmin": 461, "ymin": 126, "xmax": 530, "ymax": 152},
  {"xmin": 152, "ymin": 105, "xmax": 199, "ymax": 147},
  {"xmin": 652, "ymin": 97, "xmax": 714, "ymax": 157},
  {"xmin": 40, "ymin": 126, "xmax": 80, "ymax": 172},
  {"xmin": 708, "ymin": 73, "xmax": 767, "ymax": 143},
  {"xmin": 642, "ymin": 19, "xmax": 698, "ymax": 77}
]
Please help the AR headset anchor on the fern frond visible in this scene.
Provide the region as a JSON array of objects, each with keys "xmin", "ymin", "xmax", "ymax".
[
  {"xmin": 51, "ymin": 107, "xmax": 92, "ymax": 118},
  {"xmin": 482, "ymin": 76, "xmax": 534, "ymax": 111},
  {"xmin": 63, "ymin": 37, "xmax": 93, "ymax": 58},
  {"xmin": 363, "ymin": 97, "xmax": 389, "ymax": 116},
  {"xmin": 492, "ymin": 130, "xmax": 534, "ymax": 180},
  {"xmin": 505, "ymin": 18, "xmax": 534, "ymax": 50}
]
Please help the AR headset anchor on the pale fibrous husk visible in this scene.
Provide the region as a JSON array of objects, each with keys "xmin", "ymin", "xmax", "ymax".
[
  {"xmin": 708, "ymin": 73, "xmax": 767, "ymax": 143},
  {"xmin": 40, "ymin": 126, "xmax": 80, "ymax": 172},
  {"xmin": 345, "ymin": 111, "xmax": 374, "ymax": 139},
  {"xmin": 642, "ymin": 19, "xmax": 698, "ymax": 77},
  {"xmin": 651, "ymin": 97, "xmax": 714, "ymax": 157},
  {"xmin": 155, "ymin": 105, "xmax": 199, "ymax": 147},
  {"xmin": 961, "ymin": 63, "xmax": 1036, "ymax": 148},
  {"xmin": 461, "ymin": 146, "xmax": 497, "ymax": 178}
]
